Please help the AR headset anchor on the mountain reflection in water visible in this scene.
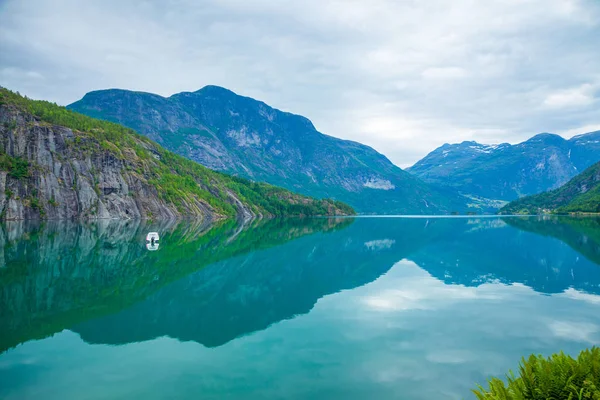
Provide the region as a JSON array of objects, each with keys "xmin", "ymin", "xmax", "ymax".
[{"xmin": 1, "ymin": 216, "xmax": 599, "ymax": 353}]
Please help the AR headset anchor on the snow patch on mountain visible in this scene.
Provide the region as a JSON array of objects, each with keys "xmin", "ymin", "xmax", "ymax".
[
  {"xmin": 468, "ymin": 143, "xmax": 505, "ymax": 154},
  {"xmin": 364, "ymin": 178, "xmax": 395, "ymax": 190}
]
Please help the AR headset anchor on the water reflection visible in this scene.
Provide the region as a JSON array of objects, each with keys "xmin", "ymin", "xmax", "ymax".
[
  {"xmin": 2, "ymin": 216, "xmax": 599, "ymax": 354},
  {"xmin": 413, "ymin": 217, "xmax": 600, "ymax": 294},
  {"xmin": 1, "ymin": 216, "xmax": 600, "ymax": 399},
  {"xmin": 0, "ymin": 217, "xmax": 352, "ymax": 353}
]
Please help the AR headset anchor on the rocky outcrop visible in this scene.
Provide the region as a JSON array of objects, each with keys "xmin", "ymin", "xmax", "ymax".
[{"xmin": 0, "ymin": 105, "xmax": 220, "ymax": 220}]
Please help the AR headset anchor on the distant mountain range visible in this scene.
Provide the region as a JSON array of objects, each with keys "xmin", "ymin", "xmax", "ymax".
[
  {"xmin": 500, "ymin": 161, "xmax": 600, "ymax": 214},
  {"xmin": 68, "ymin": 86, "xmax": 473, "ymax": 214},
  {"xmin": 407, "ymin": 133, "xmax": 600, "ymax": 203}
]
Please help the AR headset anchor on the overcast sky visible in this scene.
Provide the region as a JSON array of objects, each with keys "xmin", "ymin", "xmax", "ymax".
[{"xmin": 1, "ymin": 0, "xmax": 599, "ymax": 167}]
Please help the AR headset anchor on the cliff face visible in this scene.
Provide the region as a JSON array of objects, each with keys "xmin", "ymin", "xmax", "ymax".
[{"xmin": 0, "ymin": 105, "xmax": 221, "ymax": 221}]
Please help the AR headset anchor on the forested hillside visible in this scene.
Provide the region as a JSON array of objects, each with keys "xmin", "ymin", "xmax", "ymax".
[{"xmin": 500, "ymin": 162, "xmax": 600, "ymax": 214}]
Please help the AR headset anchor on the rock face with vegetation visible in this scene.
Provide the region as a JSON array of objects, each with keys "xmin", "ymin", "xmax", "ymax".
[
  {"xmin": 68, "ymin": 86, "xmax": 473, "ymax": 214},
  {"xmin": 499, "ymin": 161, "xmax": 600, "ymax": 214},
  {"xmin": 408, "ymin": 133, "xmax": 600, "ymax": 204},
  {"xmin": 0, "ymin": 88, "xmax": 354, "ymax": 221}
]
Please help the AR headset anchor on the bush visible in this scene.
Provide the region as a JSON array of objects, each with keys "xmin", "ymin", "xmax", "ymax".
[
  {"xmin": 0, "ymin": 154, "xmax": 29, "ymax": 179},
  {"xmin": 473, "ymin": 347, "xmax": 600, "ymax": 399}
]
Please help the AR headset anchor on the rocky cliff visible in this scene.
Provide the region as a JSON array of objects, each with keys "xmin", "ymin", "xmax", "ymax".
[
  {"xmin": 0, "ymin": 104, "xmax": 212, "ymax": 220},
  {"xmin": 0, "ymin": 88, "xmax": 354, "ymax": 220}
]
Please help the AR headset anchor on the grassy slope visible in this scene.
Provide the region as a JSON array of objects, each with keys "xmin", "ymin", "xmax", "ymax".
[
  {"xmin": 499, "ymin": 162, "xmax": 600, "ymax": 214},
  {"xmin": 0, "ymin": 88, "xmax": 354, "ymax": 217}
]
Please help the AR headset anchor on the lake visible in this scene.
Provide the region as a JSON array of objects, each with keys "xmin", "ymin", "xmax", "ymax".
[{"xmin": 1, "ymin": 216, "xmax": 599, "ymax": 399}]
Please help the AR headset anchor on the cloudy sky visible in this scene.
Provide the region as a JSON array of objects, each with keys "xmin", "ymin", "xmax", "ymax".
[{"xmin": 1, "ymin": 0, "xmax": 599, "ymax": 167}]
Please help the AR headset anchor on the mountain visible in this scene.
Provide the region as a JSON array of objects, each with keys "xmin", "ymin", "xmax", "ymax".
[
  {"xmin": 0, "ymin": 88, "xmax": 353, "ymax": 220},
  {"xmin": 407, "ymin": 133, "xmax": 600, "ymax": 204},
  {"xmin": 68, "ymin": 86, "xmax": 473, "ymax": 214},
  {"xmin": 499, "ymin": 161, "xmax": 600, "ymax": 214}
]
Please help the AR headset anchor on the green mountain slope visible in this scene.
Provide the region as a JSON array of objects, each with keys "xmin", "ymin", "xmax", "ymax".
[
  {"xmin": 0, "ymin": 88, "xmax": 353, "ymax": 220},
  {"xmin": 499, "ymin": 162, "xmax": 600, "ymax": 214},
  {"xmin": 68, "ymin": 86, "xmax": 474, "ymax": 214},
  {"xmin": 407, "ymin": 133, "xmax": 600, "ymax": 203}
]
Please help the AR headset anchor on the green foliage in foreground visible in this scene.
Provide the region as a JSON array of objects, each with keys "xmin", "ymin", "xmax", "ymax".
[
  {"xmin": 473, "ymin": 347, "xmax": 600, "ymax": 400},
  {"xmin": 0, "ymin": 87, "xmax": 354, "ymax": 217}
]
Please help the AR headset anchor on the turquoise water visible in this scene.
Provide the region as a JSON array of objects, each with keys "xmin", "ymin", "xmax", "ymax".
[{"xmin": 1, "ymin": 216, "xmax": 599, "ymax": 399}]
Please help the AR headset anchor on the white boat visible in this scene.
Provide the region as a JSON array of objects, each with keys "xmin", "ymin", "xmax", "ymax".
[
  {"xmin": 146, "ymin": 242, "xmax": 159, "ymax": 251},
  {"xmin": 146, "ymin": 232, "xmax": 160, "ymax": 251},
  {"xmin": 146, "ymin": 232, "xmax": 160, "ymax": 243}
]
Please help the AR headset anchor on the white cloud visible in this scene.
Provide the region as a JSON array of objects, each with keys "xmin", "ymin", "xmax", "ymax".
[
  {"xmin": 1, "ymin": 0, "xmax": 599, "ymax": 166},
  {"xmin": 421, "ymin": 67, "xmax": 468, "ymax": 80},
  {"xmin": 559, "ymin": 124, "xmax": 600, "ymax": 137},
  {"xmin": 559, "ymin": 288, "xmax": 600, "ymax": 304},
  {"xmin": 543, "ymin": 83, "xmax": 597, "ymax": 109},
  {"xmin": 547, "ymin": 320, "xmax": 599, "ymax": 343},
  {"xmin": 360, "ymin": 260, "xmax": 507, "ymax": 311}
]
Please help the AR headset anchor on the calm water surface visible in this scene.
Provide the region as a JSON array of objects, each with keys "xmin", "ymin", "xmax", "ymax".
[{"xmin": 1, "ymin": 216, "xmax": 600, "ymax": 399}]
